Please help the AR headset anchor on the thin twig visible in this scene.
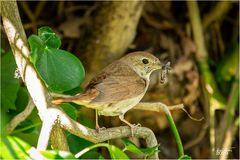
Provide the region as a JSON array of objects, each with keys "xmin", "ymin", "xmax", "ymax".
[
  {"xmin": 34, "ymin": 1, "xmax": 47, "ymax": 18},
  {"xmin": 57, "ymin": 1, "xmax": 64, "ymax": 18},
  {"xmin": 6, "ymin": 98, "xmax": 35, "ymax": 134},
  {"xmin": 203, "ymin": 1, "xmax": 233, "ymax": 29},
  {"xmin": 19, "ymin": 1, "xmax": 37, "ymax": 33},
  {"xmin": 133, "ymin": 102, "xmax": 184, "ymax": 112},
  {"xmin": 135, "ymin": 102, "xmax": 203, "ymax": 121},
  {"xmin": 184, "ymin": 123, "xmax": 209, "ymax": 150},
  {"xmin": 23, "ymin": 21, "xmax": 48, "ymax": 30},
  {"xmin": 142, "ymin": 12, "xmax": 175, "ymax": 30}
]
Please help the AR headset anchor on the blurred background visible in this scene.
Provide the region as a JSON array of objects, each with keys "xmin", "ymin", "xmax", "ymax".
[{"xmin": 1, "ymin": 1, "xmax": 239, "ymax": 159}]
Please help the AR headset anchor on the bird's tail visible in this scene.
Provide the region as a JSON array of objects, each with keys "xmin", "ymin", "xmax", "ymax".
[
  {"xmin": 51, "ymin": 89, "xmax": 99, "ymax": 105},
  {"xmin": 51, "ymin": 97, "xmax": 74, "ymax": 104}
]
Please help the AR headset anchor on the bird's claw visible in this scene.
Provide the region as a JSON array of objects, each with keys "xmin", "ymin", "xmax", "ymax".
[
  {"xmin": 133, "ymin": 123, "xmax": 141, "ymax": 127},
  {"xmin": 96, "ymin": 126, "xmax": 106, "ymax": 133},
  {"xmin": 129, "ymin": 123, "xmax": 141, "ymax": 137}
]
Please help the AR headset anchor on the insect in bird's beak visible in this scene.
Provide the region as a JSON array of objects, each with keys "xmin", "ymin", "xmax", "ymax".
[{"xmin": 160, "ymin": 62, "xmax": 171, "ymax": 84}]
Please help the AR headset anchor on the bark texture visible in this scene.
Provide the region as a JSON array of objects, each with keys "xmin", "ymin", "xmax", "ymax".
[{"xmin": 82, "ymin": 1, "xmax": 144, "ymax": 85}]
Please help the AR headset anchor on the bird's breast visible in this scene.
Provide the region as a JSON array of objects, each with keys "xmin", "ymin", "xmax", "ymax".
[{"xmin": 97, "ymin": 93, "xmax": 145, "ymax": 116}]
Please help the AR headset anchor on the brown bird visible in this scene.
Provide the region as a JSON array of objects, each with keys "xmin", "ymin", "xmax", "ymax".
[{"xmin": 52, "ymin": 51, "xmax": 162, "ymax": 132}]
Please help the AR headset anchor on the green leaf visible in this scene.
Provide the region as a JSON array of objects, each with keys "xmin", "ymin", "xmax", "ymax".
[
  {"xmin": 28, "ymin": 32, "xmax": 85, "ymax": 92},
  {"xmin": 37, "ymin": 49, "xmax": 85, "ymax": 92},
  {"xmin": 28, "ymin": 35, "xmax": 45, "ymax": 65},
  {"xmin": 79, "ymin": 151, "xmax": 102, "ymax": 159},
  {"xmin": 59, "ymin": 104, "xmax": 77, "ymax": 120},
  {"xmin": 1, "ymin": 52, "xmax": 20, "ymax": 110},
  {"xmin": 0, "ymin": 136, "xmax": 31, "ymax": 159},
  {"xmin": 139, "ymin": 145, "xmax": 160, "ymax": 157},
  {"xmin": 75, "ymin": 143, "xmax": 128, "ymax": 159},
  {"xmin": 38, "ymin": 26, "xmax": 61, "ymax": 49},
  {"xmin": 78, "ymin": 109, "xmax": 95, "ymax": 129},
  {"xmin": 122, "ymin": 138, "xmax": 143, "ymax": 154},
  {"xmin": 1, "ymin": 48, "xmax": 6, "ymax": 55},
  {"xmin": 67, "ymin": 134, "xmax": 94, "ymax": 154},
  {"xmin": 41, "ymin": 150, "xmax": 76, "ymax": 159},
  {"xmin": 178, "ymin": 155, "xmax": 192, "ymax": 160},
  {"xmin": 64, "ymin": 86, "xmax": 84, "ymax": 95},
  {"xmin": 216, "ymin": 43, "xmax": 238, "ymax": 82},
  {"xmin": 98, "ymin": 154, "xmax": 105, "ymax": 160},
  {"xmin": 122, "ymin": 138, "xmax": 160, "ymax": 157},
  {"xmin": 108, "ymin": 144, "xmax": 129, "ymax": 159}
]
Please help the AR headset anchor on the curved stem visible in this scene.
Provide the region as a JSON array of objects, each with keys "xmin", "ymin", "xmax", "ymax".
[
  {"xmin": 11, "ymin": 122, "xmax": 41, "ymax": 134},
  {"xmin": 165, "ymin": 109, "xmax": 184, "ymax": 157},
  {"xmin": 7, "ymin": 98, "xmax": 35, "ymax": 134},
  {"xmin": 75, "ymin": 143, "xmax": 109, "ymax": 158}
]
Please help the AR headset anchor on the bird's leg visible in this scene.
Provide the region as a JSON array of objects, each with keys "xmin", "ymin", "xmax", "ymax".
[
  {"xmin": 95, "ymin": 110, "xmax": 100, "ymax": 130},
  {"xmin": 95, "ymin": 110, "xmax": 105, "ymax": 132},
  {"xmin": 119, "ymin": 114, "xmax": 140, "ymax": 136}
]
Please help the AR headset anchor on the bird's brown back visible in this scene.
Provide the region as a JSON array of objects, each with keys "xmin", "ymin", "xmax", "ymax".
[{"xmin": 86, "ymin": 60, "xmax": 147, "ymax": 103}]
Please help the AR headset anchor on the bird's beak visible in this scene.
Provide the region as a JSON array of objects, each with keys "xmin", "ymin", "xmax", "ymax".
[{"xmin": 154, "ymin": 60, "xmax": 162, "ymax": 70}]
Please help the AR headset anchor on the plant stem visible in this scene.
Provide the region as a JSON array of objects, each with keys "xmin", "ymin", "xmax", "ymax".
[
  {"xmin": 165, "ymin": 109, "xmax": 184, "ymax": 157},
  {"xmin": 11, "ymin": 122, "xmax": 41, "ymax": 134},
  {"xmin": 75, "ymin": 143, "xmax": 109, "ymax": 158}
]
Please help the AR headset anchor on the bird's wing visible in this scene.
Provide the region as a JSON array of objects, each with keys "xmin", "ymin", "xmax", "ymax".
[{"xmin": 86, "ymin": 61, "xmax": 147, "ymax": 103}]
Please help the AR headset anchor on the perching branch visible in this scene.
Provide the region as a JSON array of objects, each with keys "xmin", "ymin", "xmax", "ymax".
[{"xmin": 37, "ymin": 106, "xmax": 159, "ymax": 159}]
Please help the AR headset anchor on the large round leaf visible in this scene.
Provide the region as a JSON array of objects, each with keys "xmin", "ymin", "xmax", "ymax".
[
  {"xmin": 35, "ymin": 48, "xmax": 85, "ymax": 92},
  {"xmin": 28, "ymin": 27, "xmax": 85, "ymax": 93}
]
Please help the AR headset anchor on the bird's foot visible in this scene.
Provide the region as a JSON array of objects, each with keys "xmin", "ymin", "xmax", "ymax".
[
  {"xmin": 133, "ymin": 123, "xmax": 141, "ymax": 127},
  {"xmin": 129, "ymin": 123, "xmax": 141, "ymax": 137},
  {"xmin": 118, "ymin": 115, "xmax": 141, "ymax": 136},
  {"xmin": 96, "ymin": 125, "xmax": 106, "ymax": 133}
]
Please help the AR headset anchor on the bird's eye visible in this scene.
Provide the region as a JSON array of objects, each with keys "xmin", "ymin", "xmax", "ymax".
[{"xmin": 142, "ymin": 58, "xmax": 149, "ymax": 64}]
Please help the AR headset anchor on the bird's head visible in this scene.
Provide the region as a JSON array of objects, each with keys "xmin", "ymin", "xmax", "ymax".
[{"xmin": 121, "ymin": 51, "xmax": 162, "ymax": 79}]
